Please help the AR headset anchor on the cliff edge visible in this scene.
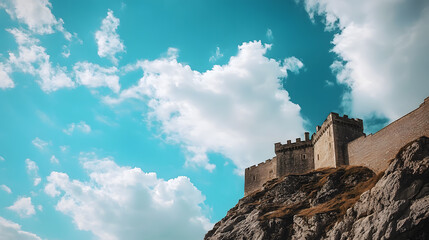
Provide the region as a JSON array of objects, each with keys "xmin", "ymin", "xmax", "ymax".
[{"xmin": 205, "ymin": 137, "xmax": 429, "ymax": 240}]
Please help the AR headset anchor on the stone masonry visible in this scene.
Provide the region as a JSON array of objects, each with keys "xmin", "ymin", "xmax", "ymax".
[{"xmin": 244, "ymin": 97, "xmax": 429, "ymax": 196}]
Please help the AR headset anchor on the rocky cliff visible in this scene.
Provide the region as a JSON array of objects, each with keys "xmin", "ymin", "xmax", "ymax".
[{"xmin": 205, "ymin": 137, "xmax": 429, "ymax": 240}]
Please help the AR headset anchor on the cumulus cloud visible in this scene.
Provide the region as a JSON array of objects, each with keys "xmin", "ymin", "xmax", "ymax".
[
  {"xmin": 299, "ymin": 0, "xmax": 429, "ymax": 121},
  {"xmin": 63, "ymin": 121, "xmax": 91, "ymax": 135},
  {"xmin": 1, "ymin": 184, "xmax": 12, "ymax": 194},
  {"xmin": 45, "ymin": 152, "xmax": 211, "ymax": 240},
  {"xmin": 31, "ymin": 137, "xmax": 48, "ymax": 150},
  {"xmin": 25, "ymin": 159, "xmax": 41, "ymax": 186},
  {"xmin": 105, "ymin": 41, "xmax": 305, "ymax": 172},
  {"xmin": 73, "ymin": 62, "xmax": 120, "ymax": 93},
  {"xmin": 7, "ymin": 28, "xmax": 75, "ymax": 92},
  {"xmin": 0, "ymin": 216, "xmax": 41, "ymax": 240},
  {"xmin": 1, "ymin": 0, "xmax": 71, "ymax": 38},
  {"xmin": 95, "ymin": 10, "xmax": 125, "ymax": 64},
  {"xmin": 0, "ymin": 155, "xmax": 4, "ymax": 161},
  {"xmin": 0, "ymin": 62, "xmax": 14, "ymax": 89},
  {"xmin": 7, "ymin": 197, "xmax": 36, "ymax": 218},
  {"xmin": 209, "ymin": 47, "xmax": 224, "ymax": 62}
]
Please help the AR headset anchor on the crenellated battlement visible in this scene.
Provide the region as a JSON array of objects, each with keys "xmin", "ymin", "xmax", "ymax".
[
  {"xmin": 246, "ymin": 157, "xmax": 276, "ymax": 170},
  {"xmin": 274, "ymin": 132, "xmax": 312, "ymax": 154},
  {"xmin": 313, "ymin": 113, "xmax": 363, "ymax": 144}
]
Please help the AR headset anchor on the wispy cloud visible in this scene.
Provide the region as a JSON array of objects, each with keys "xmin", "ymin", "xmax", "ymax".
[
  {"xmin": 1, "ymin": 184, "xmax": 12, "ymax": 194},
  {"xmin": 25, "ymin": 159, "xmax": 41, "ymax": 186},
  {"xmin": 266, "ymin": 28, "xmax": 273, "ymax": 41},
  {"xmin": 50, "ymin": 155, "xmax": 59, "ymax": 164},
  {"xmin": 32, "ymin": 137, "xmax": 48, "ymax": 150},
  {"xmin": 63, "ymin": 121, "xmax": 91, "ymax": 135},
  {"xmin": 209, "ymin": 47, "xmax": 224, "ymax": 62}
]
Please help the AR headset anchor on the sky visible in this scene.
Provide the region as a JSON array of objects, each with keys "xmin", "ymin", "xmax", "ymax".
[{"xmin": 0, "ymin": 0, "xmax": 428, "ymax": 239}]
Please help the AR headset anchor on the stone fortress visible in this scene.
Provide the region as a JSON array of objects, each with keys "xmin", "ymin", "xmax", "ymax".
[{"xmin": 245, "ymin": 97, "xmax": 429, "ymax": 196}]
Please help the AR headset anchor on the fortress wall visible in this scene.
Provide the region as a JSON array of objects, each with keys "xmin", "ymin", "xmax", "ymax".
[
  {"xmin": 348, "ymin": 98, "xmax": 429, "ymax": 173},
  {"xmin": 244, "ymin": 157, "xmax": 277, "ymax": 196},
  {"xmin": 313, "ymin": 115, "xmax": 336, "ymax": 169},
  {"xmin": 276, "ymin": 143, "xmax": 314, "ymax": 177}
]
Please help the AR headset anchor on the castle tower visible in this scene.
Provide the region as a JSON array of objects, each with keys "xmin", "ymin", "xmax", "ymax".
[
  {"xmin": 274, "ymin": 132, "xmax": 314, "ymax": 177},
  {"xmin": 313, "ymin": 113, "xmax": 364, "ymax": 169}
]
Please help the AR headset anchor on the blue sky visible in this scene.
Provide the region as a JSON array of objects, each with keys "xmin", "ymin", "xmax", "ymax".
[{"xmin": 0, "ymin": 0, "xmax": 428, "ymax": 239}]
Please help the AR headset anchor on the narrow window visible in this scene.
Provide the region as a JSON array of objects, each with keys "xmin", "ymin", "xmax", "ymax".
[
  {"xmin": 329, "ymin": 143, "xmax": 332, "ymax": 149},
  {"xmin": 317, "ymin": 154, "xmax": 319, "ymax": 160},
  {"xmin": 253, "ymin": 175, "xmax": 256, "ymax": 181},
  {"xmin": 302, "ymin": 154, "xmax": 306, "ymax": 160}
]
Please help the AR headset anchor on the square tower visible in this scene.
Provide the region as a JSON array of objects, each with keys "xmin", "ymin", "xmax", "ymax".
[{"xmin": 313, "ymin": 113, "xmax": 364, "ymax": 169}]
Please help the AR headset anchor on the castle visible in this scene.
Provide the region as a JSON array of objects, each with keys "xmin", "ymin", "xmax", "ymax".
[{"xmin": 244, "ymin": 97, "xmax": 429, "ymax": 196}]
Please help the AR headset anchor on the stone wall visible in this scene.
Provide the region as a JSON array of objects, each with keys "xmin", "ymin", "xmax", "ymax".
[
  {"xmin": 244, "ymin": 158, "xmax": 277, "ymax": 196},
  {"xmin": 275, "ymin": 133, "xmax": 314, "ymax": 177},
  {"xmin": 347, "ymin": 97, "xmax": 429, "ymax": 173}
]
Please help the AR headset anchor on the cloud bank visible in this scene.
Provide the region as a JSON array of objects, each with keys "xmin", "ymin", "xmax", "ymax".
[
  {"xmin": 106, "ymin": 41, "xmax": 305, "ymax": 172},
  {"xmin": 300, "ymin": 0, "xmax": 429, "ymax": 121},
  {"xmin": 45, "ymin": 153, "xmax": 211, "ymax": 240}
]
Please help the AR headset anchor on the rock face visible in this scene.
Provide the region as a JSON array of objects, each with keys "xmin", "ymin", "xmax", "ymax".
[{"xmin": 205, "ymin": 137, "xmax": 429, "ymax": 240}]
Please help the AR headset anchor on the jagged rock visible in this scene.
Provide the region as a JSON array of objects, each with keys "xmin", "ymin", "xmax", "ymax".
[{"xmin": 205, "ymin": 137, "xmax": 429, "ymax": 240}]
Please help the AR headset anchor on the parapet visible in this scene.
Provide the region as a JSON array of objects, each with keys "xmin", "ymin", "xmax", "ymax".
[
  {"xmin": 313, "ymin": 112, "xmax": 363, "ymax": 144},
  {"xmin": 275, "ymin": 132, "xmax": 313, "ymax": 154},
  {"xmin": 246, "ymin": 157, "xmax": 276, "ymax": 171}
]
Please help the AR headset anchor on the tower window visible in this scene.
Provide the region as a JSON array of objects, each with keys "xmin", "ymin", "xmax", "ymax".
[
  {"xmin": 253, "ymin": 176, "xmax": 256, "ymax": 181},
  {"xmin": 302, "ymin": 154, "xmax": 306, "ymax": 160},
  {"xmin": 317, "ymin": 154, "xmax": 319, "ymax": 160}
]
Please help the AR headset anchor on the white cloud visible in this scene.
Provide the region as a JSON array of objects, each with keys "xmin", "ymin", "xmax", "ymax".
[
  {"xmin": 73, "ymin": 62, "xmax": 120, "ymax": 93},
  {"xmin": 0, "ymin": 156, "xmax": 4, "ymax": 161},
  {"xmin": 105, "ymin": 41, "xmax": 305, "ymax": 172},
  {"xmin": 325, "ymin": 79, "xmax": 335, "ymax": 87},
  {"xmin": 266, "ymin": 28, "xmax": 273, "ymax": 40},
  {"xmin": 7, "ymin": 28, "xmax": 75, "ymax": 92},
  {"xmin": 300, "ymin": 0, "xmax": 429, "ymax": 121},
  {"xmin": 1, "ymin": 0, "xmax": 71, "ymax": 38},
  {"xmin": 95, "ymin": 10, "xmax": 125, "ymax": 64},
  {"xmin": 63, "ymin": 121, "xmax": 91, "ymax": 135},
  {"xmin": 31, "ymin": 137, "xmax": 48, "ymax": 150},
  {"xmin": 209, "ymin": 47, "xmax": 224, "ymax": 62},
  {"xmin": 0, "ymin": 62, "xmax": 14, "ymax": 89},
  {"xmin": 7, "ymin": 197, "xmax": 36, "ymax": 218},
  {"xmin": 59, "ymin": 145, "xmax": 69, "ymax": 152},
  {"xmin": 45, "ymin": 152, "xmax": 211, "ymax": 240},
  {"xmin": 50, "ymin": 155, "xmax": 59, "ymax": 164},
  {"xmin": 62, "ymin": 45, "xmax": 70, "ymax": 58},
  {"xmin": 0, "ymin": 216, "xmax": 41, "ymax": 240},
  {"xmin": 25, "ymin": 159, "xmax": 41, "ymax": 186},
  {"xmin": 1, "ymin": 184, "xmax": 12, "ymax": 194}
]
